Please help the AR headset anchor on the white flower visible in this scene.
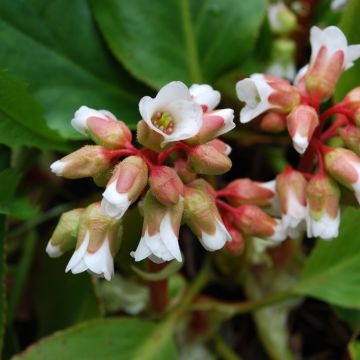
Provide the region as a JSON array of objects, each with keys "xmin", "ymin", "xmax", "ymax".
[
  {"xmin": 282, "ymin": 189, "xmax": 307, "ymax": 235},
  {"xmin": 66, "ymin": 232, "xmax": 114, "ymax": 281},
  {"xmin": 306, "ymin": 207, "xmax": 340, "ymax": 240},
  {"xmin": 189, "ymin": 84, "xmax": 221, "ymax": 112},
  {"xmin": 101, "ymin": 182, "xmax": 131, "ymax": 219},
  {"xmin": 139, "ymin": 81, "xmax": 203, "ymax": 146},
  {"xmin": 131, "ymin": 213, "xmax": 182, "ymax": 263},
  {"xmin": 236, "ymin": 74, "xmax": 277, "ymax": 123},
  {"xmin": 71, "ymin": 105, "xmax": 115, "ymax": 135},
  {"xmin": 310, "ymin": 26, "xmax": 360, "ymax": 71},
  {"xmin": 209, "ymin": 109, "xmax": 236, "ymax": 137},
  {"xmin": 199, "ymin": 217, "xmax": 231, "ymax": 251},
  {"xmin": 46, "ymin": 242, "xmax": 63, "ymax": 258}
]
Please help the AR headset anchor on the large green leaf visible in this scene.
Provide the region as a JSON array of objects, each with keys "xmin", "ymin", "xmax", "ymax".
[
  {"xmin": 13, "ymin": 318, "xmax": 178, "ymax": 360},
  {"xmin": 92, "ymin": 0, "xmax": 267, "ymax": 88},
  {"xmin": 335, "ymin": 0, "xmax": 360, "ymax": 101},
  {"xmin": 295, "ymin": 207, "xmax": 360, "ymax": 308},
  {"xmin": 0, "ymin": 0, "xmax": 144, "ymax": 139},
  {"xmin": 0, "ymin": 71, "xmax": 68, "ymax": 151}
]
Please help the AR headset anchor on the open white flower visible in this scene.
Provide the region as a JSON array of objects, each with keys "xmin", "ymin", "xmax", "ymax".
[
  {"xmin": 71, "ymin": 105, "xmax": 115, "ymax": 136},
  {"xmin": 189, "ymin": 84, "xmax": 221, "ymax": 112},
  {"xmin": 139, "ymin": 81, "xmax": 203, "ymax": 146},
  {"xmin": 306, "ymin": 208, "xmax": 340, "ymax": 240},
  {"xmin": 200, "ymin": 217, "xmax": 231, "ymax": 251}
]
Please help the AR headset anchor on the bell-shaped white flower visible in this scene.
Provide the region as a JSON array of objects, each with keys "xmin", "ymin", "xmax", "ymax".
[
  {"xmin": 306, "ymin": 208, "xmax": 340, "ymax": 240},
  {"xmin": 139, "ymin": 81, "xmax": 203, "ymax": 146},
  {"xmin": 200, "ymin": 217, "xmax": 231, "ymax": 251},
  {"xmin": 131, "ymin": 193, "xmax": 183, "ymax": 263},
  {"xmin": 189, "ymin": 84, "xmax": 221, "ymax": 112}
]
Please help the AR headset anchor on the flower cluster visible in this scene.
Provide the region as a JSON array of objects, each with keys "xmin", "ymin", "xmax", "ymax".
[
  {"xmin": 47, "ymin": 82, "xmax": 236, "ymax": 279},
  {"xmin": 232, "ymin": 25, "xmax": 360, "ymax": 241}
]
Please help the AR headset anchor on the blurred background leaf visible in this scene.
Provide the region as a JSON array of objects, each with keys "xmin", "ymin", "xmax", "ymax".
[{"xmin": 92, "ymin": 0, "xmax": 267, "ymax": 88}]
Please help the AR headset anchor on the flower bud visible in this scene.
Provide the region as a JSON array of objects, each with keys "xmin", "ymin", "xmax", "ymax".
[
  {"xmin": 188, "ymin": 143, "xmax": 232, "ymax": 175},
  {"xmin": 185, "ymin": 109, "xmax": 235, "ymax": 144},
  {"xmin": 206, "ymin": 139, "xmax": 232, "ymax": 155},
  {"xmin": 287, "ymin": 105, "xmax": 319, "ymax": 154},
  {"xmin": 46, "ymin": 208, "xmax": 83, "ymax": 258},
  {"xmin": 305, "ymin": 26, "xmax": 360, "ymax": 100},
  {"xmin": 173, "ymin": 157, "xmax": 197, "ymax": 183},
  {"xmin": 276, "ymin": 167, "xmax": 307, "ymax": 236},
  {"xmin": 222, "ymin": 178, "xmax": 275, "ymax": 207},
  {"xmin": 183, "ymin": 187, "xmax": 231, "ymax": 251},
  {"xmin": 324, "ymin": 147, "xmax": 360, "ymax": 203},
  {"xmin": 344, "ymin": 87, "xmax": 360, "ymax": 126},
  {"xmin": 268, "ymin": 2, "xmax": 297, "ymax": 35},
  {"xmin": 131, "ymin": 191, "xmax": 183, "ymax": 263},
  {"xmin": 66, "ymin": 203, "xmax": 123, "ymax": 280},
  {"xmin": 339, "ymin": 125, "xmax": 360, "ymax": 155},
  {"xmin": 233, "ymin": 205, "xmax": 286, "ymax": 241},
  {"xmin": 137, "ymin": 120, "xmax": 167, "ymax": 152},
  {"xmin": 189, "ymin": 84, "xmax": 221, "ymax": 112},
  {"xmin": 306, "ymin": 174, "xmax": 340, "ymax": 239},
  {"xmin": 225, "ymin": 227, "xmax": 244, "ymax": 254},
  {"xmin": 149, "ymin": 166, "xmax": 184, "ymax": 206},
  {"xmin": 101, "ymin": 156, "xmax": 148, "ymax": 219},
  {"xmin": 260, "ymin": 112, "xmax": 286, "ymax": 133},
  {"xmin": 50, "ymin": 146, "xmax": 111, "ymax": 179},
  {"xmin": 187, "ymin": 178, "xmax": 217, "ymax": 198}
]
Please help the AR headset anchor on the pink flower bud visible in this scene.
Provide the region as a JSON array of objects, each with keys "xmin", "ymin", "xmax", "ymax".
[
  {"xmin": 131, "ymin": 191, "xmax": 183, "ymax": 263},
  {"xmin": 306, "ymin": 173, "xmax": 340, "ymax": 239},
  {"xmin": 66, "ymin": 203, "xmax": 123, "ymax": 280},
  {"xmin": 324, "ymin": 147, "xmax": 360, "ymax": 203},
  {"xmin": 183, "ymin": 187, "xmax": 231, "ymax": 251},
  {"xmin": 225, "ymin": 227, "xmax": 244, "ymax": 254},
  {"xmin": 189, "ymin": 84, "xmax": 221, "ymax": 112},
  {"xmin": 137, "ymin": 120, "xmax": 167, "ymax": 152},
  {"xmin": 287, "ymin": 105, "xmax": 319, "ymax": 154},
  {"xmin": 206, "ymin": 139, "xmax": 232, "ymax": 155},
  {"xmin": 50, "ymin": 145, "xmax": 111, "ymax": 179},
  {"xmin": 344, "ymin": 87, "xmax": 360, "ymax": 126},
  {"xmin": 187, "ymin": 178, "xmax": 217, "ymax": 198},
  {"xmin": 222, "ymin": 178, "xmax": 275, "ymax": 207},
  {"xmin": 173, "ymin": 157, "xmax": 197, "ymax": 184},
  {"xmin": 276, "ymin": 167, "xmax": 307, "ymax": 236},
  {"xmin": 149, "ymin": 166, "xmax": 184, "ymax": 206},
  {"xmin": 234, "ymin": 205, "xmax": 286, "ymax": 241},
  {"xmin": 339, "ymin": 125, "xmax": 360, "ymax": 155},
  {"xmin": 185, "ymin": 109, "xmax": 235, "ymax": 144},
  {"xmin": 236, "ymin": 74, "xmax": 301, "ymax": 123},
  {"xmin": 101, "ymin": 156, "xmax": 148, "ymax": 219},
  {"xmin": 46, "ymin": 208, "xmax": 83, "ymax": 258},
  {"xmin": 260, "ymin": 112, "xmax": 286, "ymax": 133},
  {"xmin": 188, "ymin": 143, "xmax": 232, "ymax": 175},
  {"xmin": 305, "ymin": 26, "xmax": 360, "ymax": 100}
]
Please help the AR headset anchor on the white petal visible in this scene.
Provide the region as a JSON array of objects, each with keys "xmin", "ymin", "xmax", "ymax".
[
  {"xmin": 71, "ymin": 105, "xmax": 107, "ymax": 135},
  {"xmin": 282, "ymin": 189, "xmax": 307, "ymax": 230},
  {"xmin": 131, "ymin": 235, "xmax": 152, "ymax": 262},
  {"xmin": 224, "ymin": 144, "xmax": 232, "ymax": 156},
  {"xmin": 306, "ymin": 207, "xmax": 340, "ymax": 240},
  {"xmin": 268, "ymin": 2, "xmax": 287, "ymax": 31},
  {"xmin": 159, "ymin": 213, "xmax": 182, "ymax": 262},
  {"xmin": 99, "ymin": 109, "xmax": 116, "ymax": 120},
  {"xmin": 294, "ymin": 65, "xmax": 308, "ymax": 86},
  {"xmin": 266, "ymin": 219, "xmax": 287, "ymax": 242},
  {"xmin": 189, "ymin": 84, "xmax": 221, "ymax": 111},
  {"xmin": 345, "ymin": 45, "xmax": 360, "ymax": 70},
  {"xmin": 46, "ymin": 241, "xmax": 63, "ymax": 258},
  {"xmin": 50, "ymin": 160, "xmax": 67, "ymax": 176},
  {"xmin": 65, "ymin": 232, "xmax": 90, "ymax": 273},
  {"xmin": 101, "ymin": 182, "xmax": 130, "ymax": 219},
  {"xmin": 199, "ymin": 218, "xmax": 231, "ymax": 251},
  {"xmin": 292, "ymin": 132, "xmax": 309, "ymax": 154},
  {"xmin": 260, "ymin": 179, "xmax": 276, "ymax": 193},
  {"xmin": 143, "ymin": 230, "xmax": 174, "ymax": 262},
  {"xmin": 83, "ymin": 238, "xmax": 114, "ymax": 281},
  {"xmin": 210, "ymin": 109, "xmax": 236, "ymax": 137}
]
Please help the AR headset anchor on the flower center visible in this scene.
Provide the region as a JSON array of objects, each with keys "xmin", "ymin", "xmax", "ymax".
[{"xmin": 151, "ymin": 111, "xmax": 174, "ymax": 134}]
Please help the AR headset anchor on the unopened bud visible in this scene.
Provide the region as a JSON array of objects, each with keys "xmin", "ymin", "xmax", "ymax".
[
  {"xmin": 306, "ymin": 173, "xmax": 340, "ymax": 239},
  {"xmin": 287, "ymin": 105, "xmax": 319, "ymax": 154},
  {"xmin": 183, "ymin": 187, "xmax": 230, "ymax": 251},
  {"xmin": 173, "ymin": 157, "xmax": 197, "ymax": 183},
  {"xmin": 188, "ymin": 143, "xmax": 232, "ymax": 175},
  {"xmin": 234, "ymin": 205, "xmax": 286, "ymax": 241},
  {"xmin": 225, "ymin": 227, "xmax": 244, "ymax": 254},
  {"xmin": 50, "ymin": 145, "xmax": 111, "ymax": 179},
  {"xmin": 324, "ymin": 147, "xmax": 360, "ymax": 203},
  {"xmin": 46, "ymin": 208, "xmax": 83, "ymax": 258},
  {"xmin": 260, "ymin": 112, "xmax": 286, "ymax": 133},
  {"xmin": 339, "ymin": 125, "xmax": 360, "ymax": 155},
  {"xmin": 149, "ymin": 166, "xmax": 184, "ymax": 206},
  {"xmin": 66, "ymin": 203, "xmax": 123, "ymax": 280},
  {"xmin": 206, "ymin": 139, "xmax": 232, "ymax": 155},
  {"xmin": 344, "ymin": 87, "xmax": 360, "ymax": 126},
  {"xmin": 186, "ymin": 109, "xmax": 235, "ymax": 144},
  {"xmin": 276, "ymin": 167, "xmax": 307, "ymax": 235},
  {"xmin": 187, "ymin": 178, "xmax": 217, "ymax": 198},
  {"xmin": 101, "ymin": 156, "xmax": 148, "ymax": 219},
  {"xmin": 137, "ymin": 120, "xmax": 170, "ymax": 152},
  {"xmin": 131, "ymin": 191, "xmax": 183, "ymax": 263}
]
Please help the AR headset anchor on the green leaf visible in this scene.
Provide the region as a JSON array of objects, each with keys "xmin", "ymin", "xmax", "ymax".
[
  {"xmin": 13, "ymin": 318, "xmax": 178, "ymax": 360},
  {"xmin": 295, "ymin": 207, "xmax": 360, "ymax": 308},
  {"xmin": 92, "ymin": 0, "xmax": 267, "ymax": 88},
  {"xmin": 0, "ymin": 0, "xmax": 145, "ymax": 138},
  {"xmin": 0, "ymin": 71, "xmax": 68, "ymax": 151},
  {"xmin": 0, "ymin": 168, "xmax": 38, "ymax": 220},
  {"xmin": 335, "ymin": 0, "xmax": 360, "ymax": 101},
  {"xmin": 349, "ymin": 341, "xmax": 360, "ymax": 360}
]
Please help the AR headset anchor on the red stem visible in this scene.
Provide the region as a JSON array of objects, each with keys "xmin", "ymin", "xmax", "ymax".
[
  {"xmin": 148, "ymin": 261, "xmax": 169, "ymax": 314},
  {"xmin": 216, "ymin": 199, "xmax": 239, "ymax": 215},
  {"xmin": 321, "ymin": 115, "xmax": 349, "ymax": 142},
  {"xmin": 158, "ymin": 142, "xmax": 193, "ymax": 165}
]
